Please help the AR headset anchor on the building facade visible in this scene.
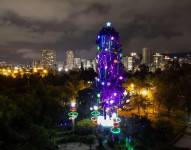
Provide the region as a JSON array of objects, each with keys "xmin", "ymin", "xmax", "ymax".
[
  {"xmin": 41, "ymin": 49, "xmax": 56, "ymax": 69},
  {"xmin": 142, "ymin": 48, "xmax": 152, "ymax": 65},
  {"xmin": 65, "ymin": 50, "xmax": 74, "ymax": 70}
]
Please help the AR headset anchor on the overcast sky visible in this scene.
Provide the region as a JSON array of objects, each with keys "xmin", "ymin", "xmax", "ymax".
[{"xmin": 0, "ymin": 0, "xmax": 191, "ymax": 63}]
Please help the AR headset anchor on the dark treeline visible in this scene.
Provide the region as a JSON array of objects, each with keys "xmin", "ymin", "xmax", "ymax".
[
  {"xmin": 126, "ymin": 62, "xmax": 191, "ymax": 118},
  {"xmin": 122, "ymin": 62, "xmax": 191, "ymax": 149},
  {"xmin": 0, "ymin": 68, "xmax": 96, "ymax": 150},
  {"xmin": 0, "ymin": 62, "xmax": 191, "ymax": 150}
]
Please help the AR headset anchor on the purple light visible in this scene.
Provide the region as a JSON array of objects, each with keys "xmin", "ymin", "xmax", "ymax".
[
  {"xmin": 96, "ymin": 22, "xmax": 126, "ymax": 117},
  {"xmin": 107, "ymin": 82, "xmax": 111, "ymax": 86},
  {"xmin": 119, "ymin": 76, "xmax": 123, "ymax": 80},
  {"xmin": 106, "ymin": 108, "xmax": 110, "ymax": 112}
]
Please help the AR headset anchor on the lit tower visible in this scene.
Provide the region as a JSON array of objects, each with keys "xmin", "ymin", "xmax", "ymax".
[{"xmin": 95, "ymin": 22, "xmax": 126, "ymax": 129}]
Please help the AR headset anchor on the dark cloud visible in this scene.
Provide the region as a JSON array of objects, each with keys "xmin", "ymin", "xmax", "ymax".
[{"xmin": 0, "ymin": 0, "xmax": 191, "ymax": 63}]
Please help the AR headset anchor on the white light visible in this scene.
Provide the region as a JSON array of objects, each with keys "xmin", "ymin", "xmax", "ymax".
[
  {"xmin": 71, "ymin": 102, "xmax": 76, "ymax": 107},
  {"xmin": 95, "ymin": 77, "xmax": 100, "ymax": 82},
  {"xmin": 114, "ymin": 93, "xmax": 117, "ymax": 96},
  {"xmin": 123, "ymin": 90, "xmax": 127, "ymax": 96},
  {"xmin": 110, "ymin": 100, "xmax": 114, "ymax": 104},
  {"xmin": 58, "ymin": 67, "xmax": 63, "ymax": 72},
  {"xmin": 97, "ymin": 115, "xmax": 120, "ymax": 127},
  {"xmin": 106, "ymin": 22, "xmax": 112, "ymax": 27},
  {"xmin": 65, "ymin": 68, "xmax": 68, "ymax": 72},
  {"xmin": 90, "ymin": 107, "xmax": 93, "ymax": 111},
  {"xmin": 119, "ymin": 76, "xmax": 123, "ymax": 80},
  {"xmin": 93, "ymin": 106, "xmax": 98, "ymax": 110},
  {"xmin": 111, "ymin": 36, "xmax": 114, "ymax": 40},
  {"xmin": 101, "ymin": 82, "xmax": 105, "ymax": 85},
  {"xmin": 112, "ymin": 113, "xmax": 117, "ymax": 118},
  {"xmin": 106, "ymin": 107, "xmax": 110, "ymax": 112},
  {"xmin": 126, "ymin": 99, "xmax": 130, "ymax": 103},
  {"xmin": 97, "ymin": 115, "xmax": 113, "ymax": 127}
]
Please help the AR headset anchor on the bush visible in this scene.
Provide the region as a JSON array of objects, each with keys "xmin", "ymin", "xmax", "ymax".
[{"xmin": 154, "ymin": 119, "xmax": 174, "ymax": 143}]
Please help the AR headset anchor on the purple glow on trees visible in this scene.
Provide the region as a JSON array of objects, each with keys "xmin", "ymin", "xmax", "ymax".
[{"xmin": 96, "ymin": 22, "xmax": 126, "ymax": 117}]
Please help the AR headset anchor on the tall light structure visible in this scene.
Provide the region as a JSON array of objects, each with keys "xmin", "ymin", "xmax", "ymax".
[
  {"xmin": 74, "ymin": 58, "xmax": 81, "ymax": 69},
  {"xmin": 96, "ymin": 22, "xmax": 126, "ymax": 124},
  {"xmin": 41, "ymin": 49, "xmax": 56, "ymax": 69}
]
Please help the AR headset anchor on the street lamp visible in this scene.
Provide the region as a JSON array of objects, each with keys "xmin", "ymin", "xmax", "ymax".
[
  {"xmin": 68, "ymin": 101, "xmax": 78, "ymax": 132},
  {"xmin": 140, "ymin": 89, "xmax": 148, "ymax": 97},
  {"xmin": 91, "ymin": 105, "xmax": 100, "ymax": 124},
  {"xmin": 130, "ymin": 83, "xmax": 134, "ymax": 89},
  {"xmin": 71, "ymin": 101, "xmax": 76, "ymax": 108}
]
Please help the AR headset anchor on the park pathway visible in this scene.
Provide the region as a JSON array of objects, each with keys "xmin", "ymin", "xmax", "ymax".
[
  {"xmin": 175, "ymin": 122, "xmax": 191, "ymax": 149},
  {"xmin": 58, "ymin": 142, "xmax": 98, "ymax": 150}
]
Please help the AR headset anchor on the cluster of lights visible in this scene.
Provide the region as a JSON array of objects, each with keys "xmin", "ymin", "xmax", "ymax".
[
  {"xmin": 110, "ymin": 113, "xmax": 121, "ymax": 134},
  {"xmin": 96, "ymin": 112, "xmax": 121, "ymax": 134},
  {"xmin": 127, "ymin": 83, "xmax": 150, "ymax": 97},
  {"xmin": 96, "ymin": 22, "xmax": 126, "ymax": 121},
  {"xmin": 0, "ymin": 66, "xmax": 48, "ymax": 78}
]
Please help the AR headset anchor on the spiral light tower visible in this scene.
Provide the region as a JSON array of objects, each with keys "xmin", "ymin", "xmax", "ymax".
[{"xmin": 95, "ymin": 22, "xmax": 127, "ymax": 133}]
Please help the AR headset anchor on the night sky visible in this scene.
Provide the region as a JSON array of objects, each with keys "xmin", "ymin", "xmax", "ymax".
[{"xmin": 0, "ymin": 0, "xmax": 191, "ymax": 63}]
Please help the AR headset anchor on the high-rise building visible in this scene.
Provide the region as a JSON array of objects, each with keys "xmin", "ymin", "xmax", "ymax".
[
  {"xmin": 153, "ymin": 53, "xmax": 165, "ymax": 70},
  {"xmin": 86, "ymin": 60, "xmax": 91, "ymax": 69},
  {"xmin": 65, "ymin": 50, "xmax": 74, "ymax": 70},
  {"xmin": 142, "ymin": 48, "xmax": 152, "ymax": 65},
  {"xmin": 91, "ymin": 59, "xmax": 97, "ymax": 71},
  {"xmin": 80, "ymin": 58, "xmax": 95, "ymax": 70},
  {"xmin": 122, "ymin": 56, "xmax": 128, "ymax": 71},
  {"xmin": 122, "ymin": 53, "xmax": 141, "ymax": 72},
  {"xmin": 127, "ymin": 56, "xmax": 133, "ymax": 71},
  {"xmin": 41, "ymin": 49, "xmax": 56, "ymax": 69},
  {"xmin": 74, "ymin": 58, "xmax": 81, "ymax": 69},
  {"xmin": 80, "ymin": 58, "xmax": 86, "ymax": 69},
  {"xmin": 57, "ymin": 61, "xmax": 64, "ymax": 72}
]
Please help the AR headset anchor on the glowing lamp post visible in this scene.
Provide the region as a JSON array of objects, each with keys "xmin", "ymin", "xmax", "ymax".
[
  {"xmin": 68, "ymin": 101, "xmax": 78, "ymax": 132},
  {"xmin": 90, "ymin": 105, "xmax": 100, "ymax": 124}
]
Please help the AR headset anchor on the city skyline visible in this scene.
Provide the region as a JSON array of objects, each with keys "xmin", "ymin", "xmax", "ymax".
[{"xmin": 0, "ymin": 0, "xmax": 191, "ymax": 63}]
